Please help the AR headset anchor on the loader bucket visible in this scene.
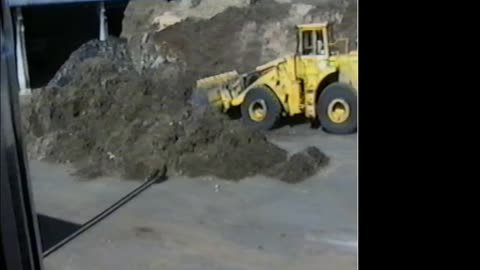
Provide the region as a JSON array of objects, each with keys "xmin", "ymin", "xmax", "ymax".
[{"xmin": 191, "ymin": 70, "xmax": 240, "ymax": 109}]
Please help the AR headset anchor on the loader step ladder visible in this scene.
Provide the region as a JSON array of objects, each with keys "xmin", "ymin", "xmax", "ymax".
[{"xmin": 304, "ymin": 78, "xmax": 317, "ymax": 118}]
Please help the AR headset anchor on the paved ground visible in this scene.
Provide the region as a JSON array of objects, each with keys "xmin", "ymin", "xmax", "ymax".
[{"xmin": 29, "ymin": 124, "xmax": 357, "ymax": 270}]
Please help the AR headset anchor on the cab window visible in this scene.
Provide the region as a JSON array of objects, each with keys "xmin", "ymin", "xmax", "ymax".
[
  {"xmin": 301, "ymin": 30, "xmax": 326, "ymax": 55},
  {"xmin": 316, "ymin": 30, "xmax": 325, "ymax": 55},
  {"xmin": 302, "ymin": 30, "xmax": 314, "ymax": 55}
]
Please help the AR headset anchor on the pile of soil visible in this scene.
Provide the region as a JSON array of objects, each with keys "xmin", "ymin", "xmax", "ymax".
[
  {"xmin": 121, "ymin": 0, "xmax": 251, "ymax": 39},
  {"xmin": 266, "ymin": 146, "xmax": 329, "ymax": 183},
  {"xmin": 124, "ymin": 0, "xmax": 357, "ymax": 97},
  {"xmin": 48, "ymin": 38, "xmax": 134, "ymax": 88},
  {"xmin": 22, "ymin": 44, "xmax": 328, "ymax": 182}
]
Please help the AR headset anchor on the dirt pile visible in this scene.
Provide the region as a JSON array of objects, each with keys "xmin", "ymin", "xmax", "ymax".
[
  {"xmin": 122, "ymin": 0, "xmax": 356, "ymax": 41},
  {"xmin": 121, "ymin": 0, "xmax": 251, "ymax": 39},
  {"xmin": 125, "ymin": 0, "xmax": 357, "ymax": 87},
  {"xmin": 48, "ymin": 38, "xmax": 134, "ymax": 88},
  {"xmin": 266, "ymin": 146, "xmax": 329, "ymax": 183},
  {"xmin": 22, "ymin": 47, "xmax": 327, "ymax": 182}
]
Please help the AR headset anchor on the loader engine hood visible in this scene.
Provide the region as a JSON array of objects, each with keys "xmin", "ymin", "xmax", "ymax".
[{"xmin": 255, "ymin": 55, "xmax": 291, "ymax": 72}]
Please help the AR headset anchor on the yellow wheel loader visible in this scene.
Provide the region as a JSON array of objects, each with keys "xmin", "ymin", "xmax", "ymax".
[{"xmin": 194, "ymin": 22, "xmax": 358, "ymax": 134}]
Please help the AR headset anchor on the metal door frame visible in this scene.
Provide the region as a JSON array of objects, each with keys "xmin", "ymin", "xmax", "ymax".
[{"xmin": 1, "ymin": 1, "xmax": 44, "ymax": 269}]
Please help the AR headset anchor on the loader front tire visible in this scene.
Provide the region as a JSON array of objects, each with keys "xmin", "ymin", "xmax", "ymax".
[
  {"xmin": 317, "ymin": 83, "xmax": 357, "ymax": 134},
  {"xmin": 241, "ymin": 86, "xmax": 281, "ymax": 131}
]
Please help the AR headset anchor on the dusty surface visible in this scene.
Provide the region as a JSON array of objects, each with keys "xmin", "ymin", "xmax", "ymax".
[{"xmin": 31, "ymin": 124, "xmax": 357, "ymax": 270}]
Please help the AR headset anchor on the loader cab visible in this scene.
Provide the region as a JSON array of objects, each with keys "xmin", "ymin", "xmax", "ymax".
[{"xmin": 296, "ymin": 23, "xmax": 330, "ymax": 57}]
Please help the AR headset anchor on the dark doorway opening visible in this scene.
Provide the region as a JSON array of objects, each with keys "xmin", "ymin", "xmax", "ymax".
[{"xmin": 21, "ymin": 1, "xmax": 128, "ymax": 88}]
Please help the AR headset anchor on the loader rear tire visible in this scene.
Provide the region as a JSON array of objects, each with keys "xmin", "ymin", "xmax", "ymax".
[
  {"xmin": 241, "ymin": 86, "xmax": 281, "ymax": 131},
  {"xmin": 317, "ymin": 83, "xmax": 357, "ymax": 134}
]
